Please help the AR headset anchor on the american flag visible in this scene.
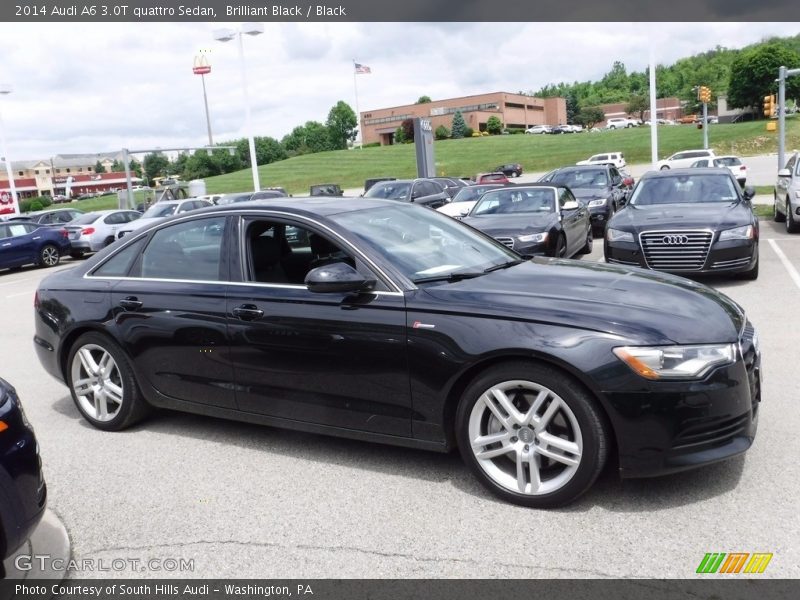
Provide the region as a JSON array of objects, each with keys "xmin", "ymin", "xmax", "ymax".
[{"xmin": 354, "ymin": 63, "xmax": 371, "ymax": 74}]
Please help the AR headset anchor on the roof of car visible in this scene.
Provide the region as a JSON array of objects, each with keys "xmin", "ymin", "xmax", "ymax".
[
  {"xmin": 554, "ymin": 164, "xmax": 613, "ymax": 171},
  {"xmin": 641, "ymin": 168, "xmax": 734, "ymax": 179},
  {"xmin": 193, "ymin": 196, "xmax": 410, "ymax": 218}
]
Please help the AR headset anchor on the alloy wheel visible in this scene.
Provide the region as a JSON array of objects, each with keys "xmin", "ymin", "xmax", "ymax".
[
  {"xmin": 70, "ymin": 344, "xmax": 124, "ymax": 422},
  {"xmin": 41, "ymin": 245, "xmax": 59, "ymax": 267}
]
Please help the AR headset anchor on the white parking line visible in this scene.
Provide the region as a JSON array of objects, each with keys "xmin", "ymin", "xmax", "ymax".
[
  {"xmin": 5, "ymin": 290, "xmax": 33, "ymax": 299},
  {"xmin": 0, "ymin": 277, "xmax": 34, "ymax": 287},
  {"xmin": 768, "ymin": 239, "xmax": 800, "ymax": 290}
]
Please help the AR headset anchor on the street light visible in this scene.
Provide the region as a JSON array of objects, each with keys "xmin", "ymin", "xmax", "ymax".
[
  {"xmin": 213, "ymin": 22, "xmax": 264, "ymax": 192},
  {"xmin": 0, "ymin": 84, "xmax": 20, "ymax": 216}
]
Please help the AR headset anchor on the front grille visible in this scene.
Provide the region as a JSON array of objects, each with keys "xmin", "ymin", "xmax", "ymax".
[
  {"xmin": 711, "ymin": 257, "xmax": 751, "ymax": 269},
  {"xmin": 495, "ymin": 237, "xmax": 515, "ymax": 249},
  {"xmin": 639, "ymin": 230, "xmax": 712, "ymax": 271}
]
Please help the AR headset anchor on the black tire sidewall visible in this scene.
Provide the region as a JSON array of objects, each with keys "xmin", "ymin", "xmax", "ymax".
[
  {"xmin": 455, "ymin": 361, "xmax": 608, "ymax": 508},
  {"xmin": 40, "ymin": 245, "xmax": 60, "ymax": 267}
]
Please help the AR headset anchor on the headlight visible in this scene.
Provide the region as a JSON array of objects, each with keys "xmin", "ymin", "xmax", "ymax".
[
  {"xmin": 613, "ymin": 344, "xmax": 736, "ymax": 380},
  {"xmin": 718, "ymin": 225, "xmax": 754, "ymax": 241},
  {"xmin": 606, "ymin": 228, "xmax": 634, "ymax": 243},
  {"xmin": 588, "ymin": 198, "xmax": 607, "ymax": 207},
  {"xmin": 517, "ymin": 232, "xmax": 548, "ymax": 243}
]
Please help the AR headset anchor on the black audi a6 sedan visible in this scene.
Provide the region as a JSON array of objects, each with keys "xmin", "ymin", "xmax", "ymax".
[
  {"xmin": 604, "ymin": 169, "xmax": 759, "ymax": 280},
  {"xmin": 461, "ymin": 184, "xmax": 593, "ymax": 258},
  {"xmin": 33, "ymin": 198, "xmax": 761, "ymax": 508},
  {"xmin": 0, "ymin": 378, "xmax": 46, "ymax": 565}
]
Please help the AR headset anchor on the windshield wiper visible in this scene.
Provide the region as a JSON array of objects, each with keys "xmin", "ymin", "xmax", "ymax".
[
  {"xmin": 412, "ymin": 272, "xmax": 484, "ymax": 284},
  {"xmin": 484, "ymin": 258, "xmax": 527, "ymax": 273}
]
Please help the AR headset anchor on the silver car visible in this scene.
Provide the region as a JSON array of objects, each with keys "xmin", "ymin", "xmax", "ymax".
[
  {"xmin": 65, "ymin": 210, "xmax": 142, "ymax": 257},
  {"xmin": 117, "ymin": 198, "xmax": 213, "ymax": 239},
  {"xmin": 775, "ymin": 151, "xmax": 800, "ymax": 233}
]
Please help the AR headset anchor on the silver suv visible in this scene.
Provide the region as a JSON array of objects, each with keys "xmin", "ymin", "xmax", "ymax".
[{"xmin": 775, "ymin": 151, "xmax": 800, "ymax": 233}]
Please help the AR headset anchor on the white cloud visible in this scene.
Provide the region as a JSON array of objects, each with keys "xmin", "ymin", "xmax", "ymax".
[{"xmin": 0, "ymin": 22, "xmax": 798, "ymax": 160}]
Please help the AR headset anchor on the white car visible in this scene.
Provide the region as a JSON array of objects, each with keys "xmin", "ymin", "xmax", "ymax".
[
  {"xmin": 437, "ymin": 184, "xmax": 506, "ymax": 219},
  {"xmin": 525, "ymin": 125, "xmax": 551, "ymax": 134},
  {"xmin": 690, "ymin": 155, "xmax": 747, "ymax": 186},
  {"xmin": 116, "ymin": 198, "xmax": 212, "ymax": 239},
  {"xmin": 64, "ymin": 210, "xmax": 142, "ymax": 257},
  {"xmin": 657, "ymin": 149, "xmax": 716, "ymax": 170},
  {"xmin": 605, "ymin": 117, "xmax": 639, "ymax": 129},
  {"xmin": 576, "ymin": 152, "xmax": 626, "ymax": 169}
]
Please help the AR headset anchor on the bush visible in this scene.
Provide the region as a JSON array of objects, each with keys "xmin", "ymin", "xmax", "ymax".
[
  {"xmin": 471, "ymin": 132, "xmax": 481, "ymax": 137},
  {"xmin": 481, "ymin": 131, "xmax": 490, "ymax": 136},
  {"xmin": 486, "ymin": 115, "xmax": 503, "ymax": 135},
  {"xmin": 435, "ymin": 125, "xmax": 450, "ymax": 140},
  {"xmin": 451, "ymin": 111, "xmax": 468, "ymax": 139},
  {"xmin": 18, "ymin": 198, "xmax": 32, "ymax": 212},
  {"xmin": 32, "ymin": 195, "xmax": 52, "ymax": 208},
  {"xmin": 361, "ymin": 142, "xmax": 380, "ymax": 148},
  {"xmin": 29, "ymin": 200, "xmax": 44, "ymax": 212},
  {"xmin": 394, "ymin": 126, "xmax": 405, "ymax": 144}
]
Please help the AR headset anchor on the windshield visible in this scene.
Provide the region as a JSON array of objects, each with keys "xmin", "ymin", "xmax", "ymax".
[
  {"xmin": 451, "ymin": 185, "xmax": 499, "ymax": 203},
  {"xmin": 630, "ymin": 174, "xmax": 740, "ymax": 205},
  {"xmin": 471, "ymin": 188, "xmax": 556, "ymax": 215},
  {"xmin": 142, "ymin": 203, "xmax": 178, "ymax": 218},
  {"xmin": 329, "ymin": 204, "xmax": 517, "ymax": 282},
  {"xmin": 715, "ymin": 157, "xmax": 742, "ymax": 167},
  {"xmin": 69, "ymin": 213, "xmax": 102, "ymax": 225},
  {"xmin": 218, "ymin": 194, "xmax": 253, "ymax": 205},
  {"xmin": 364, "ymin": 182, "xmax": 412, "ymax": 200},
  {"xmin": 550, "ymin": 169, "xmax": 608, "ymax": 189}
]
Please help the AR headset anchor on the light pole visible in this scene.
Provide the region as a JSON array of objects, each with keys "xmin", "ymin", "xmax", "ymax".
[
  {"xmin": 0, "ymin": 84, "xmax": 20, "ymax": 217},
  {"xmin": 213, "ymin": 22, "xmax": 263, "ymax": 192},
  {"xmin": 193, "ymin": 50, "xmax": 214, "ymax": 146}
]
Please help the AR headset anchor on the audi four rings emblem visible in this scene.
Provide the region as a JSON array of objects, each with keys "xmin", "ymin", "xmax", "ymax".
[{"xmin": 662, "ymin": 235, "xmax": 690, "ymax": 245}]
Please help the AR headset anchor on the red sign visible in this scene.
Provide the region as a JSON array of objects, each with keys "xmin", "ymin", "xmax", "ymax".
[
  {"xmin": 193, "ymin": 54, "xmax": 211, "ymax": 75},
  {"xmin": 193, "ymin": 66, "xmax": 211, "ymax": 75},
  {"xmin": 0, "ymin": 191, "xmax": 15, "ymax": 215}
]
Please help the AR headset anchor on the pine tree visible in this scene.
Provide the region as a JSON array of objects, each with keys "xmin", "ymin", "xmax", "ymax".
[{"xmin": 451, "ymin": 110, "xmax": 467, "ymax": 139}]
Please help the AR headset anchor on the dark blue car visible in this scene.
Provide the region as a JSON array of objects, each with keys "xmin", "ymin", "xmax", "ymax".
[
  {"xmin": 0, "ymin": 221, "xmax": 71, "ymax": 271},
  {"xmin": 0, "ymin": 378, "xmax": 46, "ymax": 567}
]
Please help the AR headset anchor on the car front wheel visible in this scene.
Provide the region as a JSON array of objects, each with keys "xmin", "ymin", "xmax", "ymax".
[
  {"xmin": 39, "ymin": 244, "xmax": 60, "ymax": 267},
  {"xmin": 787, "ymin": 200, "xmax": 800, "ymax": 233},
  {"xmin": 67, "ymin": 332, "xmax": 150, "ymax": 431},
  {"xmin": 773, "ymin": 196, "xmax": 785, "ymax": 222},
  {"xmin": 456, "ymin": 362, "xmax": 609, "ymax": 508},
  {"xmin": 578, "ymin": 228, "xmax": 593, "ymax": 254}
]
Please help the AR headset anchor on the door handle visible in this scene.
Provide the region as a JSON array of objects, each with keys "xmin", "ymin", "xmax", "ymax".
[
  {"xmin": 118, "ymin": 296, "xmax": 143, "ymax": 311},
  {"xmin": 232, "ymin": 304, "xmax": 264, "ymax": 321}
]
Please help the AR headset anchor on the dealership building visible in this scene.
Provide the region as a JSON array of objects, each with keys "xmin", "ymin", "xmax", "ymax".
[{"xmin": 361, "ymin": 92, "xmax": 567, "ymax": 145}]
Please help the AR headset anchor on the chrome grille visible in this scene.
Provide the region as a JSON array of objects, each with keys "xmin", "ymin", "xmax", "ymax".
[
  {"xmin": 710, "ymin": 257, "xmax": 751, "ymax": 269},
  {"xmin": 495, "ymin": 237, "xmax": 515, "ymax": 249},
  {"xmin": 639, "ymin": 230, "xmax": 712, "ymax": 271}
]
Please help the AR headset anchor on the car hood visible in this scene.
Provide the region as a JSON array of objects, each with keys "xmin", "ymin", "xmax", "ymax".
[
  {"xmin": 462, "ymin": 213, "xmax": 556, "ymax": 235},
  {"xmin": 415, "ymin": 259, "xmax": 744, "ymax": 345},
  {"xmin": 438, "ymin": 201, "xmax": 476, "ymax": 217},
  {"xmin": 122, "ymin": 217, "xmax": 163, "ymax": 230},
  {"xmin": 609, "ymin": 202, "xmax": 751, "ymax": 232},
  {"xmin": 569, "ymin": 187, "xmax": 611, "ymax": 200}
]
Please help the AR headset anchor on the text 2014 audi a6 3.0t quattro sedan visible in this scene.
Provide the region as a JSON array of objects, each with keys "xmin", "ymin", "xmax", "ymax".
[
  {"xmin": 604, "ymin": 169, "xmax": 760, "ymax": 279},
  {"xmin": 32, "ymin": 198, "xmax": 761, "ymax": 508}
]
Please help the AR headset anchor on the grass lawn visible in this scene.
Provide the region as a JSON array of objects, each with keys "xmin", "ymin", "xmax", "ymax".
[
  {"xmin": 50, "ymin": 190, "xmax": 152, "ymax": 213},
  {"xmin": 202, "ymin": 118, "xmax": 800, "ymax": 195}
]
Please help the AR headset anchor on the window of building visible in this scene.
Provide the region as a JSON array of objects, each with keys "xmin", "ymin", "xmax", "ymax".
[
  {"xmin": 66, "ymin": 168, "xmax": 71, "ymax": 173},
  {"xmin": 18, "ymin": 171, "xmax": 23, "ymax": 176},
  {"xmin": 46, "ymin": 169, "xmax": 50, "ymax": 174},
  {"xmin": 35, "ymin": 170, "xmax": 39, "ymax": 175}
]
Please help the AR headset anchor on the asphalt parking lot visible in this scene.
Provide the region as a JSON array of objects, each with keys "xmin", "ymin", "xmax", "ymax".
[{"xmin": 1, "ymin": 219, "xmax": 798, "ymax": 579}]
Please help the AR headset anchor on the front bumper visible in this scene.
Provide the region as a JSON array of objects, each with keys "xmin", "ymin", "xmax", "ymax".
[
  {"xmin": 605, "ymin": 237, "xmax": 757, "ymax": 275},
  {"xmin": 588, "ymin": 205, "xmax": 611, "ymax": 228}
]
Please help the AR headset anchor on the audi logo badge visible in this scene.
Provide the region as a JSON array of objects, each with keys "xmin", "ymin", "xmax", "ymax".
[{"xmin": 662, "ymin": 234, "xmax": 689, "ymax": 245}]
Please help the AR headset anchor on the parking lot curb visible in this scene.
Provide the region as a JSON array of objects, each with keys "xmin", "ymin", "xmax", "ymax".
[{"xmin": 3, "ymin": 509, "xmax": 70, "ymax": 582}]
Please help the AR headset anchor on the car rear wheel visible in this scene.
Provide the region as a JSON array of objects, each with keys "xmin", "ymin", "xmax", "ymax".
[
  {"xmin": 578, "ymin": 228, "xmax": 593, "ymax": 254},
  {"xmin": 456, "ymin": 361, "xmax": 609, "ymax": 508},
  {"xmin": 773, "ymin": 196, "xmax": 785, "ymax": 222},
  {"xmin": 787, "ymin": 200, "xmax": 799, "ymax": 233},
  {"xmin": 39, "ymin": 244, "xmax": 60, "ymax": 268},
  {"xmin": 67, "ymin": 332, "xmax": 150, "ymax": 431}
]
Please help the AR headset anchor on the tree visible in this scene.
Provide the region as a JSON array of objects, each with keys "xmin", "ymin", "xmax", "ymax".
[
  {"xmin": 575, "ymin": 106, "xmax": 605, "ymax": 129},
  {"xmin": 325, "ymin": 101, "xmax": 358, "ymax": 150},
  {"xmin": 394, "ymin": 126, "xmax": 405, "ymax": 144},
  {"xmin": 486, "ymin": 115, "xmax": 503, "ymax": 135},
  {"xmin": 727, "ymin": 41, "xmax": 800, "ymax": 112},
  {"xmin": 416, "ymin": 95, "xmax": 432, "ymax": 104},
  {"xmin": 434, "ymin": 125, "xmax": 450, "ymax": 140},
  {"xmin": 626, "ymin": 94, "xmax": 650, "ymax": 123},
  {"xmin": 281, "ymin": 121, "xmax": 333, "ymax": 155},
  {"xmin": 94, "ymin": 160, "xmax": 106, "ymax": 174},
  {"xmin": 451, "ymin": 110, "xmax": 468, "ymax": 138},
  {"xmin": 565, "ymin": 91, "xmax": 580, "ymax": 123},
  {"xmin": 234, "ymin": 137, "xmax": 285, "ymax": 166},
  {"xmin": 110, "ymin": 159, "xmax": 124, "ymax": 172},
  {"xmin": 142, "ymin": 152, "xmax": 169, "ymax": 183},
  {"xmin": 183, "ymin": 151, "xmax": 221, "ymax": 180},
  {"xmin": 401, "ymin": 118, "xmax": 414, "ymax": 143}
]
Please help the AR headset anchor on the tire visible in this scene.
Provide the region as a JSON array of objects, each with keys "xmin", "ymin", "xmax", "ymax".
[
  {"xmin": 660, "ymin": 165, "xmax": 670, "ymax": 171},
  {"xmin": 787, "ymin": 200, "xmax": 800, "ymax": 233},
  {"xmin": 103, "ymin": 236, "xmax": 115, "ymax": 247},
  {"xmin": 39, "ymin": 244, "xmax": 60, "ymax": 268},
  {"xmin": 66, "ymin": 332, "xmax": 150, "ymax": 431},
  {"xmin": 455, "ymin": 361, "xmax": 609, "ymax": 508},
  {"xmin": 578, "ymin": 227, "xmax": 593, "ymax": 255},
  {"xmin": 554, "ymin": 234, "xmax": 567, "ymax": 258},
  {"xmin": 773, "ymin": 196, "xmax": 785, "ymax": 222}
]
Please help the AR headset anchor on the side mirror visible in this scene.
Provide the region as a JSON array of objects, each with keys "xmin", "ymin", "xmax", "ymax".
[
  {"xmin": 562, "ymin": 200, "xmax": 580, "ymax": 211},
  {"xmin": 305, "ymin": 261, "xmax": 375, "ymax": 294},
  {"xmin": 612, "ymin": 176, "xmax": 622, "ymax": 186},
  {"xmin": 778, "ymin": 168, "xmax": 792, "ymax": 178},
  {"xmin": 743, "ymin": 186, "xmax": 756, "ymax": 200}
]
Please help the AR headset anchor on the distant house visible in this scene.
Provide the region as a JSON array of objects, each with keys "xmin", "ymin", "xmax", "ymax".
[{"xmin": 598, "ymin": 97, "xmax": 683, "ymax": 126}]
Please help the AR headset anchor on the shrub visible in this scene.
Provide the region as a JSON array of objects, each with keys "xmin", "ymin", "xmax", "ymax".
[
  {"xmin": 486, "ymin": 115, "xmax": 503, "ymax": 135},
  {"xmin": 394, "ymin": 126, "xmax": 405, "ymax": 144},
  {"xmin": 464, "ymin": 127, "xmax": 475, "ymax": 137},
  {"xmin": 361, "ymin": 142, "xmax": 380, "ymax": 148},
  {"xmin": 481, "ymin": 131, "xmax": 490, "ymax": 136},
  {"xmin": 451, "ymin": 111, "xmax": 468, "ymax": 138},
  {"xmin": 18, "ymin": 198, "xmax": 32, "ymax": 212},
  {"xmin": 32, "ymin": 195, "xmax": 52, "ymax": 208},
  {"xmin": 435, "ymin": 125, "xmax": 450, "ymax": 140},
  {"xmin": 471, "ymin": 132, "xmax": 482, "ymax": 137},
  {"xmin": 29, "ymin": 200, "xmax": 44, "ymax": 212}
]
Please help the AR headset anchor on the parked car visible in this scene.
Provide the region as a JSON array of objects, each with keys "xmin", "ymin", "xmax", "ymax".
[
  {"xmin": 64, "ymin": 210, "xmax": 142, "ymax": 258},
  {"xmin": 33, "ymin": 197, "xmax": 761, "ymax": 508},
  {"xmin": 218, "ymin": 192, "xmax": 256, "ymax": 205},
  {"xmin": 538, "ymin": 165, "xmax": 629, "ymax": 231},
  {"xmin": 0, "ymin": 221, "xmax": 70, "ymax": 270},
  {"xmin": 251, "ymin": 190, "xmax": 289, "ymax": 200},
  {"xmin": 197, "ymin": 194, "xmax": 225, "ymax": 205},
  {"xmin": 51, "ymin": 194, "xmax": 69, "ymax": 204},
  {"xmin": 525, "ymin": 125, "xmax": 551, "ymax": 134},
  {"xmin": 431, "ymin": 177, "xmax": 468, "ymax": 199},
  {"xmin": 605, "ymin": 169, "xmax": 759, "ymax": 279},
  {"xmin": 116, "ymin": 198, "xmax": 212, "ymax": 239},
  {"xmin": 564, "ymin": 124, "xmax": 584, "ymax": 133},
  {"xmin": 657, "ymin": 149, "xmax": 716, "ymax": 170},
  {"xmin": 493, "ymin": 163, "xmax": 523, "ymax": 178},
  {"xmin": 363, "ymin": 179, "xmax": 449, "ymax": 209},
  {"xmin": 462, "ymin": 184, "xmax": 592, "ymax": 258},
  {"xmin": 310, "ymin": 184, "xmax": 343, "ymax": 197},
  {"xmin": 475, "ymin": 172, "xmax": 510, "ymax": 184},
  {"xmin": 437, "ymin": 183, "xmax": 505, "ymax": 218},
  {"xmin": 690, "ymin": 155, "xmax": 747, "ymax": 186},
  {"xmin": 678, "ymin": 115, "xmax": 699, "ymax": 124},
  {"xmin": 364, "ymin": 177, "xmax": 397, "ymax": 193},
  {"xmin": 548, "ymin": 125, "xmax": 573, "ymax": 134},
  {"xmin": 0, "ymin": 378, "xmax": 46, "ymax": 564},
  {"xmin": 19, "ymin": 208, "xmax": 83, "ymax": 227},
  {"xmin": 576, "ymin": 152, "xmax": 626, "ymax": 169},
  {"xmin": 774, "ymin": 150, "xmax": 800, "ymax": 232},
  {"xmin": 605, "ymin": 117, "xmax": 639, "ymax": 129}
]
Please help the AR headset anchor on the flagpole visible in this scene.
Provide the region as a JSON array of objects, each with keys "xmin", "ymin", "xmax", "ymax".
[{"xmin": 353, "ymin": 58, "xmax": 361, "ymax": 149}]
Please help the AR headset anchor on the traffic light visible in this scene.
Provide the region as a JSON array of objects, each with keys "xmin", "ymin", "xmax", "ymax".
[
  {"xmin": 763, "ymin": 94, "xmax": 777, "ymax": 118},
  {"xmin": 697, "ymin": 86, "xmax": 712, "ymax": 103}
]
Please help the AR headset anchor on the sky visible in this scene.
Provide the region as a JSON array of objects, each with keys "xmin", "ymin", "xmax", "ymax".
[{"xmin": 0, "ymin": 22, "xmax": 798, "ymax": 162}]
